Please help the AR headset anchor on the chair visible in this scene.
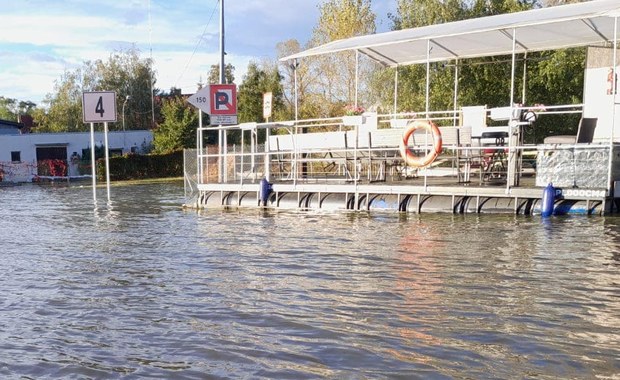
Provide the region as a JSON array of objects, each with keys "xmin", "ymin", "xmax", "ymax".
[
  {"xmin": 576, "ymin": 117, "xmax": 597, "ymax": 143},
  {"xmin": 543, "ymin": 117, "xmax": 597, "ymax": 144}
]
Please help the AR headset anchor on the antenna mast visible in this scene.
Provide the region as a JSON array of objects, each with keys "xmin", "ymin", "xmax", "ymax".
[{"xmin": 219, "ymin": 0, "xmax": 225, "ymax": 84}]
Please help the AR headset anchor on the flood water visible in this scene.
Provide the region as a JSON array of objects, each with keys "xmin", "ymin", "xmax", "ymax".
[{"xmin": 1, "ymin": 180, "xmax": 619, "ymax": 379}]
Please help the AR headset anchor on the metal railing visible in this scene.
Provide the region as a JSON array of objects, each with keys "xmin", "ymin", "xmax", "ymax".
[{"xmin": 187, "ymin": 104, "xmax": 614, "ymax": 193}]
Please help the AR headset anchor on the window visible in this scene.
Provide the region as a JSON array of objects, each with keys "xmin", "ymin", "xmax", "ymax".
[{"xmin": 11, "ymin": 151, "xmax": 20, "ymax": 162}]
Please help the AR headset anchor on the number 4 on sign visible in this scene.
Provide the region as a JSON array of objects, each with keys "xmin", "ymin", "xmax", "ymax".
[
  {"xmin": 82, "ymin": 91, "xmax": 117, "ymax": 123},
  {"xmin": 95, "ymin": 96, "xmax": 105, "ymax": 117}
]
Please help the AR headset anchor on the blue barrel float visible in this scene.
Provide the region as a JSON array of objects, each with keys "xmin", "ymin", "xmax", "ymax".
[
  {"xmin": 259, "ymin": 178, "xmax": 273, "ymax": 206},
  {"xmin": 541, "ymin": 183, "xmax": 555, "ymax": 217}
]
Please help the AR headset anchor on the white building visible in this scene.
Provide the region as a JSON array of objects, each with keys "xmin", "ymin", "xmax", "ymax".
[{"xmin": 0, "ymin": 129, "xmax": 153, "ymax": 182}]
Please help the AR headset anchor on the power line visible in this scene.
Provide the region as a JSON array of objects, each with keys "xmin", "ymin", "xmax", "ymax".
[{"xmin": 175, "ymin": 0, "xmax": 220, "ymax": 89}]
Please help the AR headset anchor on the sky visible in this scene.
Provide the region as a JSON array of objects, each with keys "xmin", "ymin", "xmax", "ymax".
[{"xmin": 0, "ymin": 0, "xmax": 397, "ymax": 106}]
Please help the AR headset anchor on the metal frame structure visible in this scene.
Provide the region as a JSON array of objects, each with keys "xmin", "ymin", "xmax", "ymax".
[{"xmin": 187, "ymin": 1, "xmax": 620, "ymax": 215}]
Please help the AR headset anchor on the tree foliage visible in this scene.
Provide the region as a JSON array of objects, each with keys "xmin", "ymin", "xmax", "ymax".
[
  {"xmin": 152, "ymin": 95, "xmax": 198, "ymax": 154},
  {"xmin": 309, "ymin": 0, "xmax": 377, "ymax": 116},
  {"xmin": 34, "ymin": 47, "xmax": 157, "ymax": 132},
  {"xmin": 277, "ymin": 39, "xmax": 321, "ymax": 120},
  {"xmin": 207, "ymin": 63, "xmax": 235, "ymax": 85},
  {"xmin": 238, "ymin": 61, "xmax": 284, "ymax": 123},
  {"xmin": 84, "ymin": 48, "xmax": 157, "ymax": 130},
  {"xmin": 35, "ymin": 69, "xmax": 84, "ymax": 132},
  {"xmin": 0, "ymin": 96, "xmax": 36, "ymax": 121}
]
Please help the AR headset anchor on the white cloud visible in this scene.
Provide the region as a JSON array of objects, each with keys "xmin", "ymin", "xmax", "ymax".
[{"xmin": 0, "ymin": 0, "xmax": 395, "ymax": 105}]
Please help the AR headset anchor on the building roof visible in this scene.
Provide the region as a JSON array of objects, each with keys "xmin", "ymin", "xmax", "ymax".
[
  {"xmin": 0, "ymin": 119, "xmax": 23, "ymax": 135},
  {"xmin": 281, "ymin": 0, "xmax": 620, "ymax": 67}
]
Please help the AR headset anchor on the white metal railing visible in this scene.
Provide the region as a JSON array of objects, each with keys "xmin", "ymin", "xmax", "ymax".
[{"xmin": 190, "ymin": 104, "xmax": 613, "ymax": 193}]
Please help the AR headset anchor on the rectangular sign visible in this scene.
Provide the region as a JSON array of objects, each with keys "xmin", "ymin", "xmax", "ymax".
[
  {"xmin": 83, "ymin": 91, "xmax": 117, "ymax": 123},
  {"xmin": 210, "ymin": 114, "xmax": 238, "ymax": 125},
  {"xmin": 263, "ymin": 92, "xmax": 272, "ymax": 119},
  {"xmin": 209, "ymin": 84, "xmax": 237, "ymax": 115}
]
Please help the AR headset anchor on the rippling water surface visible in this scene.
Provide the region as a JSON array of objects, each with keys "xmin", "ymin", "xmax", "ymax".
[{"xmin": 1, "ymin": 180, "xmax": 619, "ymax": 379}]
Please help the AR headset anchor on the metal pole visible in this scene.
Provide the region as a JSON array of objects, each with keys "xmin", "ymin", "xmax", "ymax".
[
  {"xmin": 522, "ymin": 52, "xmax": 528, "ymax": 104},
  {"xmin": 103, "ymin": 122, "xmax": 111, "ymax": 202},
  {"xmin": 424, "ymin": 40, "xmax": 432, "ymax": 188},
  {"xmin": 240, "ymin": 129, "xmax": 244, "ymax": 185},
  {"xmin": 507, "ymin": 28, "xmax": 518, "ymax": 190},
  {"xmin": 394, "ymin": 66, "xmax": 398, "ymax": 115},
  {"xmin": 223, "ymin": 130, "xmax": 228, "ymax": 183},
  {"xmin": 607, "ymin": 16, "xmax": 618, "ymax": 202},
  {"xmin": 90, "ymin": 122, "xmax": 96, "ymax": 203},
  {"xmin": 355, "ymin": 49, "xmax": 359, "ymax": 107},
  {"xmin": 453, "ymin": 59, "xmax": 459, "ymax": 127},
  {"xmin": 220, "ymin": 0, "xmax": 225, "ymax": 84},
  {"xmin": 122, "ymin": 95, "xmax": 129, "ymax": 150},
  {"xmin": 426, "ymin": 40, "xmax": 431, "ymax": 117},
  {"xmin": 198, "ymin": 110, "xmax": 203, "ymax": 184},
  {"xmin": 148, "ymin": 0, "xmax": 155, "ymax": 127},
  {"xmin": 251, "ymin": 128, "xmax": 256, "ymax": 181},
  {"xmin": 294, "ymin": 59, "xmax": 299, "ymax": 120},
  {"xmin": 218, "ymin": 0, "xmax": 225, "ymax": 182}
]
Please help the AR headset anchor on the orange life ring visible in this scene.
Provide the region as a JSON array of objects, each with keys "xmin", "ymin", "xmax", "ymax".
[{"xmin": 399, "ymin": 120, "xmax": 443, "ymax": 168}]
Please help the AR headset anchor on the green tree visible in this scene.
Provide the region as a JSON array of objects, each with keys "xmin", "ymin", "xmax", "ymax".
[
  {"xmin": 0, "ymin": 97, "xmax": 37, "ymax": 120},
  {"xmin": 233, "ymin": 60, "xmax": 285, "ymax": 144},
  {"xmin": 309, "ymin": 0, "xmax": 377, "ymax": 115},
  {"xmin": 238, "ymin": 61, "xmax": 284, "ymax": 123},
  {"xmin": 34, "ymin": 48, "xmax": 157, "ymax": 132},
  {"xmin": 375, "ymin": 0, "xmax": 540, "ymax": 116},
  {"xmin": 36, "ymin": 69, "xmax": 84, "ymax": 132},
  {"xmin": 277, "ymin": 39, "xmax": 327, "ymax": 120},
  {"xmin": 84, "ymin": 47, "xmax": 157, "ymax": 130},
  {"xmin": 0, "ymin": 97, "xmax": 18, "ymax": 120},
  {"xmin": 207, "ymin": 63, "xmax": 235, "ymax": 84},
  {"xmin": 152, "ymin": 96, "xmax": 198, "ymax": 153}
]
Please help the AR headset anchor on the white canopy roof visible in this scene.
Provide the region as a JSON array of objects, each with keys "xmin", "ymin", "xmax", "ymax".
[{"xmin": 281, "ymin": 0, "xmax": 620, "ymax": 67}]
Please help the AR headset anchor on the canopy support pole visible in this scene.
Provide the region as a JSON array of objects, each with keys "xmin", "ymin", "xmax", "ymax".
[
  {"xmin": 355, "ymin": 50, "xmax": 359, "ymax": 107},
  {"xmin": 607, "ymin": 16, "xmax": 618, "ymax": 209},
  {"xmin": 507, "ymin": 28, "xmax": 519, "ymax": 190},
  {"xmin": 522, "ymin": 52, "xmax": 528, "ymax": 104},
  {"xmin": 425, "ymin": 40, "xmax": 431, "ymax": 117},
  {"xmin": 393, "ymin": 66, "xmax": 399, "ymax": 115},
  {"xmin": 453, "ymin": 59, "xmax": 459, "ymax": 127},
  {"xmin": 293, "ymin": 59, "xmax": 299, "ymax": 120}
]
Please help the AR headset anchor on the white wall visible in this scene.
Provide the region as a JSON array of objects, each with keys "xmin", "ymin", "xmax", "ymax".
[
  {"xmin": 0, "ymin": 130, "xmax": 153, "ymax": 182},
  {"xmin": 0, "ymin": 130, "xmax": 153, "ymax": 163},
  {"xmin": 583, "ymin": 46, "xmax": 620, "ymax": 142}
]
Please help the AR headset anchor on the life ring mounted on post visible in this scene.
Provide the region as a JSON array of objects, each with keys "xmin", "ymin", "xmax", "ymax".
[{"xmin": 399, "ymin": 120, "xmax": 443, "ymax": 168}]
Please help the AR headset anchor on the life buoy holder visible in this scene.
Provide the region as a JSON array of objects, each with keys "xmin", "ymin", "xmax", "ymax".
[{"xmin": 399, "ymin": 120, "xmax": 442, "ymax": 168}]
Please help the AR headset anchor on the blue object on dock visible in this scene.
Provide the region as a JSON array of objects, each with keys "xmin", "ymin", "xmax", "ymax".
[
  {"xmin": 541, "ymin": 183, "xmax": 555, "ymax": 217},
  {"xmin": 259, "ymin": 178, "xmax": 273, "ymax": 206}
]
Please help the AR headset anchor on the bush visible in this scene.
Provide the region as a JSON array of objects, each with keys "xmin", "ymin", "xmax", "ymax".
[{"xmin": 96, "ymin": 150, "xmax": 183, "ymax": 181}]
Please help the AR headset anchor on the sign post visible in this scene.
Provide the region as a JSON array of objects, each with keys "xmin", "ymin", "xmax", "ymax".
[
  {"xmin": 82, "ymin": 91, "xmax": 117, "ymax": 203},
  {"xmin": 89, "ymin": 123, "xmax": 96, "ymax": 202},
  {"xmin": 187, "ymin": 85, "xmax": 238, "ymax": 183},
  {"xmin": 263, "ymin": 92, "xmax": 272, "ymax": 122},
  {"xmin": 187, "ymin": 84, "xmax": 238, "ymax": 125},
  {"xmin": 103, "ymin": 122, "xmax": 111, "ymax": 202}
]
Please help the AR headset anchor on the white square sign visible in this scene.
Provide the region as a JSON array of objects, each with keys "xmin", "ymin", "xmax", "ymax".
[{"xmin": 83, "ymin": 91, "xmax": 117, "ymax": 123}]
